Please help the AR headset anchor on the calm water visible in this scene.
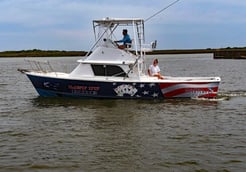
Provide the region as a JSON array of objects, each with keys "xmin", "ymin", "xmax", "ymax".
[{"xmin": 0, "ymin": 54, "xmax": 245, "ymax": 172}]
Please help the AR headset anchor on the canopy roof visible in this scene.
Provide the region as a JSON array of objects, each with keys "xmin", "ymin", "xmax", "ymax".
[{"xmin": 93, "ymin": 17, "xmax": 144, "ymax": 26}]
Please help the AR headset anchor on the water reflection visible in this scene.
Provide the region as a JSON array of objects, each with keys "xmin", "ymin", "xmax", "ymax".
[{"xmin": 32, "ymin": 96, "xmax": 220, "ymax": 109}]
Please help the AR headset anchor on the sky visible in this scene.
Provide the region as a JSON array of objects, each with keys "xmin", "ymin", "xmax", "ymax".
[{"xmin": 0, "ymin": 0, "xmax": 246, "ymax": 51}]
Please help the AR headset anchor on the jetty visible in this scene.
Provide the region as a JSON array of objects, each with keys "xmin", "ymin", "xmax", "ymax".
[{"xmin": 213, "ymin": 49, "xmax": 246, "ymax": 59}]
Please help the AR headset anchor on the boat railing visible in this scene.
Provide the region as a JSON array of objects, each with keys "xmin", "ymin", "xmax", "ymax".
[
  {"xmin": 24, "ymin": 59, "xmax": 56, "ymax": 75},
  {"xmin": 141, "ymin": 40, "xmax": 157, "ymax": 52}
]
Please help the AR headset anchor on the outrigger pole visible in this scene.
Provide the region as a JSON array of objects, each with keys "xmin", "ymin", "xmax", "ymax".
[{"xmin": 145, "ymin": 0, "xmax": 181, "ymax": 22}]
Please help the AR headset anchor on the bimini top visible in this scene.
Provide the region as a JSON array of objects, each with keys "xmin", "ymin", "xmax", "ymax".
[{"xmin": 93, "ymin": 17, "xmax": 144, "ymax": 26}]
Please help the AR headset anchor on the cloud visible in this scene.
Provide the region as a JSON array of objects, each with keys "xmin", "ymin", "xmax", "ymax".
[
  {"xmin": 0, "ymin": 0, "xmax": 80, "ymax": 26},
  {"xmin": 186, "ymin": 1, "xmax": 246, "ymax": 25},
  {"xmin": 0, "ymin": 0, "xmax": 245, "ymax": 50},
  {"xmin": 149, "ymin": 0, "xmax": 246, "ymax": 24},
  {"xmin": 0, "ymin": 0, "xmax": 169, "ymax": 26}
]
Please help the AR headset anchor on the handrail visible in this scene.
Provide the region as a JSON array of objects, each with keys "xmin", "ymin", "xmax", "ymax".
[{"xmin": 24, "ymin": 59, "xmax": 57, "ymax": 76}]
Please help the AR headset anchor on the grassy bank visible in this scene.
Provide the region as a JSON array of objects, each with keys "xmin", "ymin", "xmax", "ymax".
[
  {"xmin": 0, "ymin": 48, "xmax": 214, "ymax": 57},
  {"xmin": 0, "ymin": 47, "xmax": 246, "ymax": 58},
  {"xmin": 0, "ymin": 49, "xmax": 87, "ymax": 57}
]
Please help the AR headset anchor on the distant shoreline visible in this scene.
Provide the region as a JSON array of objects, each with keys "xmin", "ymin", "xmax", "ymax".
[
  {"xmin": 0, "ymin": 49, "xmax": 87, "ymax": 58},
  {"xmin": 0, "ymin": 48, "xmax": 246, "ymax": 59}
]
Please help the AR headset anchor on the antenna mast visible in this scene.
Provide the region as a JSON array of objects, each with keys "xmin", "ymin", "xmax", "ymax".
[{"xmin": 145, "ymin": 0, "xmax": 181, "ymax": 22}]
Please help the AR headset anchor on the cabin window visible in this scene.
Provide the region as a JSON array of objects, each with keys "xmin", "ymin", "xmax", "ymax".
[{"xmin": 91, "ymin": 65, "xmax": 127, "ymax": 77}]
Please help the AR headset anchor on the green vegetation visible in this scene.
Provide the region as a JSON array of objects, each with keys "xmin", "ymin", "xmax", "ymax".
[
  {"xmin": 147, "ymin": 49, "xmax": 214, "ymax": 55},
  {"xmin": 0, "ymin": 47, "xmax": 246, "ymax": 59},
  {"xmin": 0, "ymin": 49, "xmax": 87, "ymax": 57},
  {"xmin": 148, "ymin": 47, "xmax": 246, "ymax": 55}
]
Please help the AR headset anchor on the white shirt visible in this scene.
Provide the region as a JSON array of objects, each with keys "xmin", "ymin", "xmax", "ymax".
[{"xmin": 148, "ymin": 64, "xmax": 160, "ymax": 76}]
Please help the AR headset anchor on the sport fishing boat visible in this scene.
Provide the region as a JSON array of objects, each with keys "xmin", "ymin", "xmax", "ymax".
[{"xmin": 19, "ymin": 17, "xmax": 221, "ymax": 99}]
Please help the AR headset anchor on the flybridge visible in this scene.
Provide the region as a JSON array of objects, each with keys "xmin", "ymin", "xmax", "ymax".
[{"xmin": 91, "ymin": 17, "xmax": 146, "ymax": 56}]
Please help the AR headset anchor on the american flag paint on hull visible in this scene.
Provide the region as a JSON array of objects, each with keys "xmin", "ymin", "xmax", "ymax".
[
  {"xmin": 159, "ymin": 82, "xmax": 219, "ymax": 98},
  {"xmin": 25, "ymin": 73, "xmax": 220, "ymax": 99}
]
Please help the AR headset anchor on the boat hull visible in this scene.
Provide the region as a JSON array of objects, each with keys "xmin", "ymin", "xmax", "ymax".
[{"xmin": 26, "ymin": 73, "xmax": 220, "ymax": 99}]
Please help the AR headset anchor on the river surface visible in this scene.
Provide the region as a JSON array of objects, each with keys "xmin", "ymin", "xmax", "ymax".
[{"xmin": 0, "ymin": 54, "xmax": 245, "ymax": 172}]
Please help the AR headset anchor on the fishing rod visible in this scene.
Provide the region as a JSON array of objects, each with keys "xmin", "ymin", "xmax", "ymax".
[{"xmin": 145, "ymin": 0, "xmax": 181, "ymax": 22}]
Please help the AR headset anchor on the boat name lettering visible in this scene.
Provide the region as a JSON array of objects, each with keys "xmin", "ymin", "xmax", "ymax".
[
  {"xmin": 68, "ymin": 85, "xmax": 100, "ymax": 91},
  {"xmin": 71, "ymin": 90, "xmax": 98, "ymax": 95},
  {"xmin": 185, "ymin": 88, "xmax": 213, "ymax": 95}
]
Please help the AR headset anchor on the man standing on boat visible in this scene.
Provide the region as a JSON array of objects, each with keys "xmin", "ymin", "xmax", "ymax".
[
  {"xmin": 148, "ymin": 59, "xmax": 164, "ymax": 79},
  {"xmin": 115, "ymin": 29, "xmax": 131, "ymax": 49}
]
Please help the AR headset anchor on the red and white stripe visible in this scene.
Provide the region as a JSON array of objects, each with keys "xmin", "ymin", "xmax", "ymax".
[{"xmin": 159, "ymin": 82, "xmax": 219, "ymax": 98}]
